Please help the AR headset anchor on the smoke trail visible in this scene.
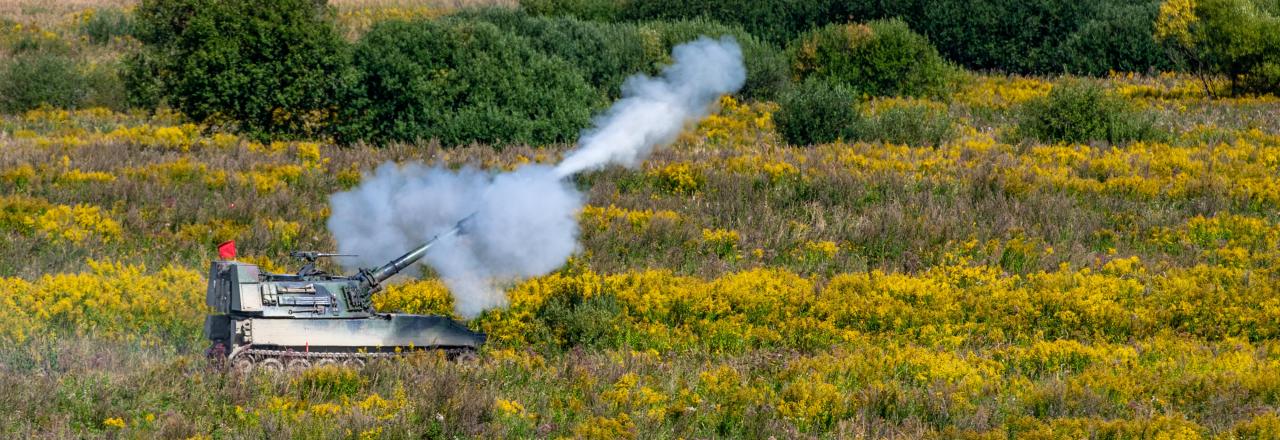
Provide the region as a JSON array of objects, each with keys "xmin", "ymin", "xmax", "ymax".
[
  {"xmin": 327, "ymin": 37, "xmax": 745, "ymax": 318},
  {"xmin": 555, "ymin": 36, "xmax": 746, "ymax": 177}
]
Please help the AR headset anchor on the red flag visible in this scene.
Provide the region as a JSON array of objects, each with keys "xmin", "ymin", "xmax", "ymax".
[{"xmin": 217, "ymin": 240, "xmax": 236, "ymax": 260}]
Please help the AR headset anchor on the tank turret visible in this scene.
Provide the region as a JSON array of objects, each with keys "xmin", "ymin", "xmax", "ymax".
[{"xmin": 204, "ymin": 216, "xmax": 484, "ymax": 373}]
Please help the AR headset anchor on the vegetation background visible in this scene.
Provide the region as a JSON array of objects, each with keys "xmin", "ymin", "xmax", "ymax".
[{"xmin": 2, "ymin": 0, "xmax": 1280, "ymax": 438}]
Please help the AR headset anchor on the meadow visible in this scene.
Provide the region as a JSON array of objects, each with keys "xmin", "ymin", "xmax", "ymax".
[{"xmin": 4, "ymin": 1, "xmax": 1280, "ymax": 439}]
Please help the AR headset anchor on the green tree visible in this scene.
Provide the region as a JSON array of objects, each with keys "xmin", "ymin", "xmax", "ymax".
[
  {"xmin": 337, "ymin": 19, "xmax": 600, "ymax": 146},
  {"xmin": 1156, "ymin": 0, "xmax": 1280, "ymax": 96},
  {"xmin": 125, "ymin": 0, "xmax": 350, "ymax": 139}
]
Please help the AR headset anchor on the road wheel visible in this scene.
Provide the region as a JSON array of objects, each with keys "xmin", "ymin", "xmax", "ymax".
[
  {"xmin": 231, "ymin": 357, "xmax": 254, "ymax": 375},
  {"xmin": 258, "ymin": 358, "xmax": 284, "ymax": 374},
  {"xmin": 452, "ymin": 349, "xmax": 479, "ymax": 364},
  {"xmin": 314, "ymin": 358, "xmax": 338, "ymax": 368},
  {"xmin": 341, "ymin": 358, "xmax": 365, "ymax": 369},
  {"xmin": 286, "ymin": 358, "xmax": 311, "ymax": 372}
]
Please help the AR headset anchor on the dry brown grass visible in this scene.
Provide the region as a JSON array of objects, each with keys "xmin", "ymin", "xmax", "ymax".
[
  {"xmin": 0, "ymin": 0, "xmax": 131, "ymax": 26},
  {"xmin": 0, "ymin": 0, "xmax": 513, "ymax": 28}
]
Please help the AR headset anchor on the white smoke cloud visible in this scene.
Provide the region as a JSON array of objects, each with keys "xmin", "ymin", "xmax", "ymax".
[
  {"xmin": 327, "ymin": 37, "xmax": 745, "ymax": 318},
  {"xmin": 555, "ymin": 36, "xmax": 746, "ymax": 177},
  {"xmin": 327, "ymin": 164, "xmax": 581, "ymax": 317}
]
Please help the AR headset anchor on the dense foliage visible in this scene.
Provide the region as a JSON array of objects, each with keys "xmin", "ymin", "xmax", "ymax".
[
  {"xmin": 337, "ymin": 19, "xmax": 600, "ymax": 146},
  {"xmin": 1015, "ymin": 80, "xmax": 1162, "ymax": 144},
  {"xmin": 0, "ymin": 14, "xmax": 127, "ymax": 112},
  {"xmin": 774, "ymin": 78, "xmax": 859, "ymax": 145},
  {"xmin": 788, "ymin": 19, "xmax": 956, "ymax": 98},
  {"xmin": 619, "ymin": 0, "xmax": 829, "ymax": 46},
  {"xmin": 1059, "ymin": 1, "xmax": 1172, "ymax": 75},
  {"xmin": 126, "ymin": 0, "xmax": 350, "ymax": 140},
  {"xmin": 1156, "ymin": 0, "xmax": 1280, "ymax": 96},
  {"xmin": 0, "ymin": 52, "xmax": 86, "ymax": 112},
  {"xmin": 855, "ymin": 98, "xmax": 956, "ymax": 147},
  {"xmin": 528, "ymin": 0, "xmax": 1177, "ymax": 76},
  {"xmin": 455, "ymin": 8, "xmax": 660, "ymax": 100}
]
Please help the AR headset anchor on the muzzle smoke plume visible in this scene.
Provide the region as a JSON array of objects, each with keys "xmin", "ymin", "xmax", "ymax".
[{"xmin": 327, "ymin": 37, "xmax": 746, "ymax": 318}]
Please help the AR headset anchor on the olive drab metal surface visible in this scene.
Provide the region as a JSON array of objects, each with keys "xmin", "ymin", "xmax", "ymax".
[{"xmin": 204, "ymin": 218, "xmax": 485, "ymax": 373}]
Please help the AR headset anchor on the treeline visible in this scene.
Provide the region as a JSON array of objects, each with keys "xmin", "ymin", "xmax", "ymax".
[
  {"xmin": 525, "ymin": 0, "xmax": 1279, "ymax": 78},
  {"xmin": 2, "ymin": 0, "xmax": 1277, "ymax": 146},
  {"xmin": 119, "ymin": 0, "xmax": 796, "ymax": 144},
  {"xmin": 527, "ymin": 0, "xmax": 1174, "ymax": 75}
]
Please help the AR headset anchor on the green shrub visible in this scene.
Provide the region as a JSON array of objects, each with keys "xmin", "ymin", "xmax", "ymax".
[
  {"xmin": 81, "ymin": 7, "xmax": 135, "ymax": 44},
  {"xmin": 455, "ymin": 9, "xmax": 661, "ymax": 100},
  {"xmin": 644, "ymin": 18, "xmax": 789, "ymax": 100},
  {"xmin": 857, "ymin": 100, "xmax": 956, "ymax": 147},
  {"xmin": 775, "ymin": 78, "xmax": 860, "ymax": 146},
  {"xmin": 789, "ymin": 19, "xmax": 957, "ymax": 99},
  {"xmin": 1015, "ymin": 80, "xmax": 1162, "ymax": 144},
  {"xmin": 0, "ymin": 25, "xmax": 130, "ymax": 112},
  {"xmin": 338, "ymin": 19, "xmax": 600, "ymax": 147},
  {"xmin": 82, "ymin": 61, "xmax": 129, "ymax": 111},
  {"xmin": 126, "ymin": 0, "xmax": 350, "ymax": 139},
  {"xmin": 0, "ymin": 54, "xmax": 85, "ymax": 112},
  {"xmin": 535, "ymin": 291, "xmax": 625, "ymax": 349}
]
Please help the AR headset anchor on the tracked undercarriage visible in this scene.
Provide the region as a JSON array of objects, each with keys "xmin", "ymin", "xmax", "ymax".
[{"xmin": 213, "ymin": 344, "xmax": 478, "ymax": 374}]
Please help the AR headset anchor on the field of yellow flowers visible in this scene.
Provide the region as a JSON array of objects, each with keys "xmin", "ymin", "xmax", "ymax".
[
  {"xmin": 5, "ymin": 4, "xmax": 1280, "ymax": 439},
  {"xmin": 3, "ymin": 74, "xmax": 1280, "ymax": 438}
]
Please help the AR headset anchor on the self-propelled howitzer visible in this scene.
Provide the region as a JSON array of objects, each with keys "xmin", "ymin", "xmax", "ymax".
[{"xmin": 204, "ymin": 217, "xmax": 484, "ymax": 373}]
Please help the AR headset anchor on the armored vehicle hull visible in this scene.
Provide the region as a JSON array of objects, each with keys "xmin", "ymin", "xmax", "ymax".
[{"xmin": 204, "ymin": 258, "xmax": 485, "ymax": 373}]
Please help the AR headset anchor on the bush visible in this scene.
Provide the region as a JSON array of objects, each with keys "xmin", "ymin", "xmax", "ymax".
[
  {"xmin": 0, "ymin": 54, "xmax": 85, "ymax": 112},
  {"xmin": 857, "ymin": 100, "xmax": 956, "ymax": 146},
  {"xmin": 775, "ymin": 78, "xmax": 860, "ymax": 146},
  {"xmin": 81, "ymin": 61, "xmax": 129, "ymax": 111},
  {"xmin": 644, "ymin": 18, "xmax": 789, "ymax": 100},
  {"xmin": 338, "ymin": 19, "xmax": 600, "ymax": 147},
  {"xmin": 1015, "ymin": 80, "xmax": 1161, "ymax": 144},
  {"xmin": 535, "ymin": 291, "xmax": 625, "ymax": 349},
  {"xmin": 81, "ymin": 7, "xmax": 135, "ymax": 44},
  {"xmin": 789, "ymin": 19, "xmax": 957, "ymax": 99},
  {"xmin": 455, "ymin": 9, "xmax": 661, "ymax": 100},
  {"xmin": 126, "ymin": 0, "xmax": 350, "ymax": 139},
  {"xmin": 0, "ymin": 24, "xmax": 129, "ymax": 112}
]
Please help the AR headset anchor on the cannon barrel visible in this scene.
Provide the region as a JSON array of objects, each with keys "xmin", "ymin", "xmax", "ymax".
[{"xmin": 368, "ymin": 213, "xmax": 475, "ymax": 284}]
